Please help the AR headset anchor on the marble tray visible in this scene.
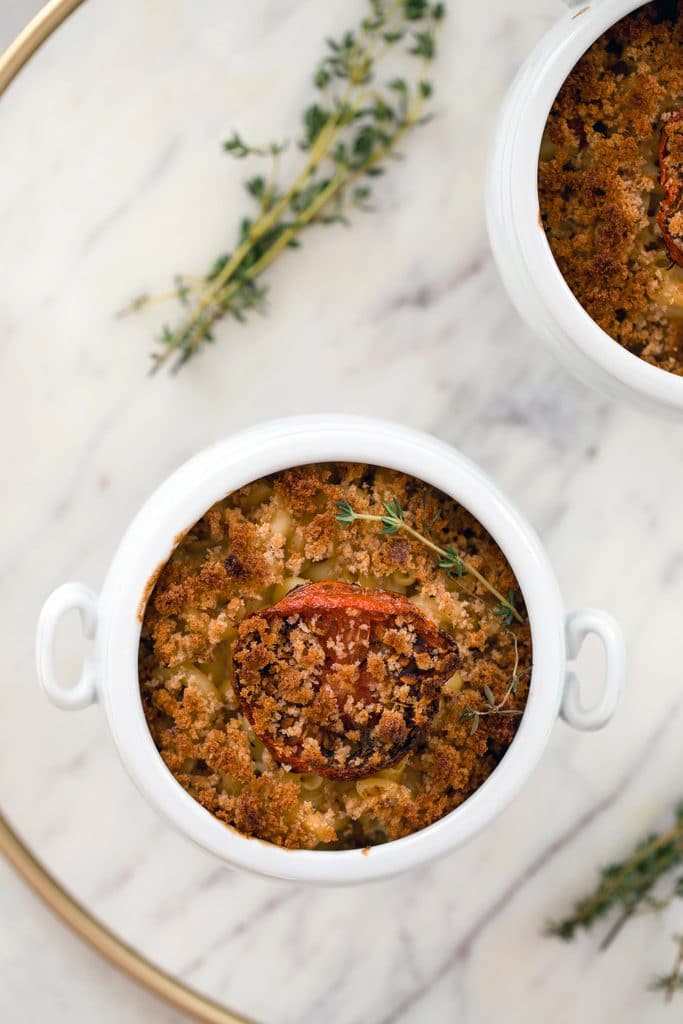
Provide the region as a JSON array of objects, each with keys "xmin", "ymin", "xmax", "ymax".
[{"xmin": 2, "ymin": 1, "xmax": 683, "ymax": 1022}]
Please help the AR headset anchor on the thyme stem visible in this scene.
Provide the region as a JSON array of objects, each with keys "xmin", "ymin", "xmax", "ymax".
[
  {"xmin": 562, "ymin": 823, "xmax": 683, "ymax": 926},
  {"xmin": 338, "ymin": 508, "xmax": 523, "ymax": 624},
  {"xmin": 548, "ymin": 801, "xmax": 683, "ymax": 1000},
  {"xmin": 460, "ymin": 631, "xmax": 529, "ymax": 734},
  {"xmin": 128, "ymin": 0, "xmax": 446, "ymax": 373}
]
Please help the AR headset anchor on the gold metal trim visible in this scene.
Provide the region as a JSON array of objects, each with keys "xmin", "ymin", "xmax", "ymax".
[
  {"xmin": 0, "ymin": 0, "xmax": 86, "ymax": 95},
  {"xmin": 0, "ymin": 5, "xmax": 255, "ymax": 1022},
  {"xmin": 0, "ymin": 815, "xmax": 253, "ymax": 1024}
]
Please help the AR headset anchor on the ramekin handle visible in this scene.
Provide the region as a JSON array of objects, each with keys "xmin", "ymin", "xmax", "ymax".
[
  {"xmin": 561, "ymin": 608, "xmax": 625, "ymax": 731},
  {"xmin": 36, "ymin": 583, "xmax": 99, "ymax": 710}
]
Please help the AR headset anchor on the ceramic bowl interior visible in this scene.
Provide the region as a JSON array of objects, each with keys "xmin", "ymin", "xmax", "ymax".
[{"xmin": 487, "ymin": 0, "xmax": 683, "ymax": 414}]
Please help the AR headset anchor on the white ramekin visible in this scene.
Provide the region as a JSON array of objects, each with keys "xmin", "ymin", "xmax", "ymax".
[
  {"xmin": 35, "ymin": 416, "xmax": 625, "ymax": 885},
  {"xmin": 486, "ymin": 0, "xmax": 683, "ymax": 416}
]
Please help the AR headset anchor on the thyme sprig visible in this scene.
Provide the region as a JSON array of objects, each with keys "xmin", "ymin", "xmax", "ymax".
[
  {"xmin": 460, "ymin": 631, "xmax": 528, "ymax": 735},
  {"xmin": 548, "ymin": 801, "xmax": 683, "ymax": 1000},
  {"xmin": 334, "ymin": 497, "xmax": 523, "ymax": 624},
  {"xmin": 124, "ymin": 0, "xmax": 445, "ymax": 373},
  {"xmin": 652, "ymin": 935, "xmax": 683, "ymax": 1001}
]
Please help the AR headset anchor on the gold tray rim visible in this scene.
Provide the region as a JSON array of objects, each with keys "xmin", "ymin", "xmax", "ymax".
[{"xmin": 0, "ymin": 4, "xmax": 254, "ymax": 1022}]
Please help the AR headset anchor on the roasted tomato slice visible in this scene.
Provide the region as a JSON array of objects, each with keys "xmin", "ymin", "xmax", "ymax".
[
  {"xmin": 232, "ymin": 581, "xmax": 459, "ymax": 780},
  {"xmin": 658, "ymin": 110, "xmax": 683, "ymax": 268}
]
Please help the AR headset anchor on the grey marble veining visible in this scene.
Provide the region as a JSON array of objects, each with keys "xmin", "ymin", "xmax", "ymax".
[{"xmin": 2, "ymin": 1, "xmax": 683, "ymax": 1022}]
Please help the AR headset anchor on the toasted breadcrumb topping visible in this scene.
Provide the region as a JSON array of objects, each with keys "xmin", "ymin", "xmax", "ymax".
[
  {"xmin": 233, "ymin": 581, "xmax": 459, "ymax": 780},
  {"xmin": 139, "ymin": 464, "xmax": 532, "ymax": 850},
  {"xmin": 538, "ymin": 0, "xmax": 683, "ymax": 373}
]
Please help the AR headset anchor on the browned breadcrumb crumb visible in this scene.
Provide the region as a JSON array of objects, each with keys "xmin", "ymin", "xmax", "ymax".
[
  {"xmin": 658, "ymin": 110, "xmax": 683, "ymax": 265},
  {"xmin": 139, "ymin": 463, "xmax": 532, "ymax": 850},
  {"xmin": 538, "ymin": 0, "xmax": 683, "ymax": 373}
]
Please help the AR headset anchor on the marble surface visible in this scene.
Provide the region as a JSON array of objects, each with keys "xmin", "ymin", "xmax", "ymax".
[{"xmin": 2, "ymin": 0, "xmax": 683, "ymax": 1021}]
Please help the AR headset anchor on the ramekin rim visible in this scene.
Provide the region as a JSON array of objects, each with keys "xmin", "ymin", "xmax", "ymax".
[
  {"xmin": 97, "ymin": 415, "xmax": 565, "ymax": 883},
  {"xmin": 494, "ymin": 0, "xmax": 683, "ymax": 411}
]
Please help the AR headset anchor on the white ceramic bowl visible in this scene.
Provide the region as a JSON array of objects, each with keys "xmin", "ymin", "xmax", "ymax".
[
  {"xmin": 35, "ymin": 416, "xmax": 625, "ymax": 884},
  {"xmin": 486, "ymin": 0, "xmax": 683, "ymax": 416}
]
